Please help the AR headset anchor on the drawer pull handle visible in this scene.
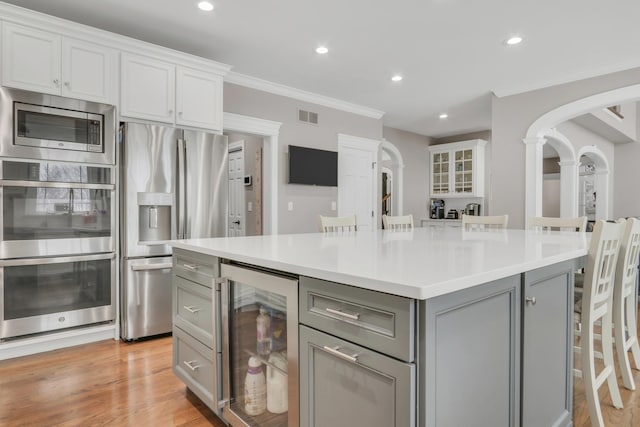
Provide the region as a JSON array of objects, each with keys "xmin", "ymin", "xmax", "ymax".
[
  {"xmin": 183, "ymin": 360, "xmax": 200, "ymax": 371},
  {"xmin": 184, "ymin": 305, "xmax": 202, "ymax": 314},
  {"xmin": 183, "ymin": 263, "xmax": 199, "ymax": 271},
  {"xmin": 325, "ymin": 307, "xmax": 360, "ymax": 320},
  {"xmin": 322, "ymin": 345, "xmax": 359, "ymax": 363}
]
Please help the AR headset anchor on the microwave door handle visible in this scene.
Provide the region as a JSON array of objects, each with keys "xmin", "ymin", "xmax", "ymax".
[{"xmin": 177, "ymin": 138, "xmax": 186, "ymax": 239}]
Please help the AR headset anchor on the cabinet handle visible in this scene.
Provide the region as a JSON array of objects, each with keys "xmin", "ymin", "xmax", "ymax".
[
  {"xmin": 53, "ymin": 78, "xmax": 59, "ymax": 86},
  {"xmin": 178, "ymin": 111, "xmax": 183, "ymax": 117},
  {"xmin": 168, "ymin": 109, "xmax": 174, "ymax": 115},
  {"xmin": 183, "ymin": 360, "xmax": 200, "ymax": 371},
  {"xmin": 182, "ymin": 263, "xmax": 199, "ymax": 271},
  {"xmin": 184, "ymin": 305, "xmax": 201, "ymax": 314},
  {"xmin": 64, "ymin": 81, "xmax": 70, "ymax": 88},
  {"xmin": 525, "ymin": 296, "xmax": 537, "ymax": 306},
  {"xmin": 322, "ymin": 345, "xmax": 359, "ymax": 363},
  {"xmin": 325, "ymin": 307, "xmax": 360, "ymax": 320}
]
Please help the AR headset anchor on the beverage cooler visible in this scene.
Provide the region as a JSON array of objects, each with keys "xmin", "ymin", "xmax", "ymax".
[{"xmin": 220, "ymin": 263, "xmax": 299, "ymax": 427}]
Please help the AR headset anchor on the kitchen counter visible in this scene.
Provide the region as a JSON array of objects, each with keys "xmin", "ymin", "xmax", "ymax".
[{"xmin": 170, "ymin": 227, "xmax": 588, "ymax": 299}]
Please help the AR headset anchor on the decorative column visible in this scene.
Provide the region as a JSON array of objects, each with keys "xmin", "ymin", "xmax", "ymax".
[
  {"xmin": 523, "ymin": 136, "xmax": 546, "ymax": 226},
  {"xmin": 558, "ymin": 160, "xmax": 579, "ymax": 217}
]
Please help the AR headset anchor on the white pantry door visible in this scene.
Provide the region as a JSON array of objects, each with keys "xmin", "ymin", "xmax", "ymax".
[
  {"xmin": 228, "ymin": 141, "xmax": 245, "ymax": 237},
  {"xmin": 338, "ymin": 134, "xmax": 381, "ymax": 231}
]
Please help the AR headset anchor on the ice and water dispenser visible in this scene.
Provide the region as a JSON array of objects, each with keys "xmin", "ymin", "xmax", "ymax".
[{"xmin": 137, "ymin": 192, "xmax": 173, "ymax": 242}]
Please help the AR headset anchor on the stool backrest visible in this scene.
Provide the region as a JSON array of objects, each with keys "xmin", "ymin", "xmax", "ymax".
[
  {"xmin": 615, "ymin": 218, "xmax": 640, "ymax": 299},
  {"xmin": 461, "ymin": 214, "xmax": 508, "ymax": 230},
  {"xmin": 319, "ymin": 215, "xmax": 358, "ymax": 233},
  {"xmin": 528, "ymin": 216, "xmax": 587, "ymax": 232},
  {"xmin": 583, "ymin": 220, "xmax": 625, "ymax": 316},
  {"xmin": 382, "ymin": 214, "xmax": 413, "ymax": 231}
]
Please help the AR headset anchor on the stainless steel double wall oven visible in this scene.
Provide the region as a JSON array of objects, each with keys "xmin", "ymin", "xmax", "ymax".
[{"xmin": 0, "ymin": 87, "xmax": 116, "ymax": 340}]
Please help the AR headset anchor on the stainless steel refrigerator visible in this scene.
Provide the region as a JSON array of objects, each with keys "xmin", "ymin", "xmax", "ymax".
[{"xmin": 120, "ymin": 122, "xmax": 228, "ymax": 340}]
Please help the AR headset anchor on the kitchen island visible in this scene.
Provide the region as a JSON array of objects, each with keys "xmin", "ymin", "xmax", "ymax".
[{"xmin": 171, "ymin": 227, "xmax": 588, "ymax": 427}]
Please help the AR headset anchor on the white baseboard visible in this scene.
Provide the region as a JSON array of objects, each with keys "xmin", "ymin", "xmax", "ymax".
[{"xmin": 0, "ymin": 324, "xmax": 117, "ymax": 361}]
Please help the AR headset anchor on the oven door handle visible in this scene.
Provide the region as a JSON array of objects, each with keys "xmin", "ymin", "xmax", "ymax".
[
  {"xmin": 0, "ymin": 180, "xmax": 115, "ymax": 191},
  {"xmin": 131, "ymin": 262, "xmax": 173, "ymax": 271},
  {"xmin": 0, "ymin": 253, "xmax": 115, "ymax": 267}
]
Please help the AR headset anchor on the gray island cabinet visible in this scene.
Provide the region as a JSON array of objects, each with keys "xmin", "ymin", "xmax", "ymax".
[{"xmin": 170, "ymin": 228, "xmax": 587, "ymax": 427}]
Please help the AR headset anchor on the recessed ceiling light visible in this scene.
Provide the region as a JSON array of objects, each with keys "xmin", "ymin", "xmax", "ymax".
[
  {"xmin": 197, "ymin": 1, "xmax": 214, "ymax": 12},
  {"xmin": 315, "ymin": 46, "xmax": 329, "ymax": 54},
  {"xmin": 506, "ymin": 36, "xmax": 523, "ymax": 45},
  {"xmin": 391, "ymin": 75, "xmax": 403, "ymax": 82},
  {"xmin": 439, "ymin": 113, "xmax": 448, "ymax": 119}
]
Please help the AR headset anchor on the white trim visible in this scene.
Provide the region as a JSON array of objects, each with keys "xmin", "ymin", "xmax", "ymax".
[
  {"xmin": 223, "ymin": 112, "xmax": 282, "ymax": 235},
  {"xmin": 337, "ymin": 133, "xmax": 383, "ymax": 151},
  {"xmin": 381, "ymin": 139, "xmax": 405, "ymax": 216},
  {"xmin": 0, "ymin": 324, "xmax": 116, "ymax": 361},
  {"xmin": 493, "ymin": 62, "xmax": 640, "ymax": 98},
  {"xmin": 428, "ymin": 139, "xmax": 488, "ymax": 152},
  {"xmin": 226, "ymin": 72, "xmax": 385, "ymax": 120},
  {"xmin": 0, "ymin": 2, "xmax": 232, "ymax": 75}
]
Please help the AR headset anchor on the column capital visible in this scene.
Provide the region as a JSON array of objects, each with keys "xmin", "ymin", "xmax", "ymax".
[
  {"xmin": 522, "ymin": 136, "xmax": 547, "ymax": 146},
  {"xmin": 558, "ymin": 160, "xmax": 578, "ymax": 167}
]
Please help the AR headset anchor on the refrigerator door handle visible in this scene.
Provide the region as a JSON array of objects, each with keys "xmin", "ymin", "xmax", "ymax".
[
  {"xmin": 177, "ymin": 138, "xmax": 187, "ymax": 239},
  {"xmin": 220, "ymin": 277, "xmax": 231, "ymax": 411}
]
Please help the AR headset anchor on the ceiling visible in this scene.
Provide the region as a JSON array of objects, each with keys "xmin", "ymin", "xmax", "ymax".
[{"xmin": 4, "ymin": 0, "xmax": 640, "ymax": 138}]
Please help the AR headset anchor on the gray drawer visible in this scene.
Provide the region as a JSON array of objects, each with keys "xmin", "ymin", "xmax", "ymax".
[
  {"xmin": 173, "ymin": 249, "xmax": 217, "ymax": 287},
  {"xmin": 299, "ymin": 276, "xmax": 415, "ymax": 362},
  {"xmin": 174, "ymin": 276, "xmax": 214, "ymax": 348},
  {"xmin": 173, "ymin": 326, "xmax": 215, "ymax": 410}
]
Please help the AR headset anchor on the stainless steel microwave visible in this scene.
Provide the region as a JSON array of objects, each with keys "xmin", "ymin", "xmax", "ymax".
[{"xmin": 0, "ymin": 87, "xmax": 115, "ymax": 165}]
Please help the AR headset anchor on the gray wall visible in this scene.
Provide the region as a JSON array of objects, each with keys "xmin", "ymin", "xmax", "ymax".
[
  {"xmin": 491, "ymin": 66, "xmax": 640, "ymax": 228},
  {"xmin": 382, "ymin": 127, "xmax": 432, "ymax": 220},
  {"xmin": 224, "ymin": 83, "xmax": 383, "ymax": 234},
  {"xmin": 226, "ymin": 132, "xmax": 264, "ymax": 236}
]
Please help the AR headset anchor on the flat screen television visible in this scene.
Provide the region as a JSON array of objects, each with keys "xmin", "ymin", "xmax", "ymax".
[{"xmin": 288, "ymin": 145, "xmax": 338, "ymax": 186}]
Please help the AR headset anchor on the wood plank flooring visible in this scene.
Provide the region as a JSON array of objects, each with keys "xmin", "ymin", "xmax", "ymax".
[{"xmin": 2, "ymin": 320, "xmax": 640, "ymax": 426}]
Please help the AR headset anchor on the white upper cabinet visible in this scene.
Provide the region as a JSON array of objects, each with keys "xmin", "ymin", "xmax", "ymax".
[
  {"xmin": 121, "ymin": 55, "xmax": 223, "ymax": 131},
  {"xmin": 176, "ymin": 66, "xmax": 222, "ymax": 131},
  {"xmin": 2, "ymin": 22, "xmax": 61, "ymax": 95},
  {"xmin": 121, "ymin": 53, "xmax": 175, "ymax": 124},
  {"xmin": 61, "ymin": 38, "xmax": 117, "ymax": 104},
  {"xmin": 2, "ymin": 22, "xmax": 116, "ymax": 104},
  {"xmin": 428, "ymin": 139, "xmax": 487, "ymax": 198}
]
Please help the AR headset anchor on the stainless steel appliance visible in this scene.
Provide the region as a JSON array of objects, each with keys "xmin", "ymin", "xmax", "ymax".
[
  {"xmin": 0, "ymin": 87, "xmax": 115, "ymax": 165},
  {"xmin": 120, "ymin": 123, "xmax": 228, "ymax": 340},
  {"xmin": 0, "ymin": 253, "xmax": 115, "ymax": 339},
  {"xmin": 430, "ymin": 199, "xmax": 445, "ymax": 219},
  {"xmin": 446, "ymin": 209, "xmax": 459, "ymax": 219},
  {"xmin": 465, "ymin": 203, "xmax": 481, "ymax": 216},
  {"xmin": 0, "ymin": 160, "xmax": 115, "ymax": 259}
]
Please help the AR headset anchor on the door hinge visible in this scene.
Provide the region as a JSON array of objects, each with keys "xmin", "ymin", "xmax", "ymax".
[
  {"xmin": 372, "ymin": 161, "xmax": 376, "ymax": 169},
  {"xmin": 371, "ymin": 210, "xmax": 374, "ymax": 217}
]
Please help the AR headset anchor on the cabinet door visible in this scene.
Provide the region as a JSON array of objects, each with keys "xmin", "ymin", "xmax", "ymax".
[
  {"xmin": 121, "ymin": 53, "xmax": 175, "ymax": 123},
  {"xmin": 176, "ymin": 66, "xmax": 223, "ymax": 131},
  {"xmin": 2, "ymin": 23, "xmax": 61, "ymax": 94},
  {"xmin": 522, "ymin": 261, "xmax": 574, "ymax": 427},
  {"xmin": 453, "ymin": 148, "xmax": 474, "ymax": 194},
  {"xmin": 430, "ymin": 151, "xmax": 449, "ymax": 195},
  {"xmin": 300, "ymin": 325, "xmax": 415, "ymax": 427},
  {"xmin": 62, "ymin": 38, "xmax": 116, "ymax": 104}
]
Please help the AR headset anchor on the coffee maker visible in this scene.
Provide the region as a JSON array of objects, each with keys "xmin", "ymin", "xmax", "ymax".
[
  {"xmin": 465, "ymin": 203, "xmax": 481, "ymax": 216},
  {"xmin": 430, "ymin": 199, "xmax": 445, "ymax": 219}
]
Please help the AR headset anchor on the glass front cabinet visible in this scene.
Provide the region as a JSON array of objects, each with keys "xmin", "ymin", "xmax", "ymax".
[
  {"xmin": 428, "ymin": 139, "xmax": 487, "ymax": 198},
  {"xmin": 220, "ymin": 263, "xmax": 299, "ymax": 427}
]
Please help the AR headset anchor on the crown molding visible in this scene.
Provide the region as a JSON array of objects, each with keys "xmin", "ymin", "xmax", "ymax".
[
  {"xmin": 226, "ymin": 72, "xmax": 385, "ymax": 120},
  {"xmin": 0, "ymin": 1, "xmax": 232, "ymax": 75},
  {"xmin": 223, "ymin": 112, "xmax": 282, "ymax": 136}
]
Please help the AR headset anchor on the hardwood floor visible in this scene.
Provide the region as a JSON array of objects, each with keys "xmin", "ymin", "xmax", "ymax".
[
  {"xmin": 0, "ymin": 335, "xmax": 225, "ymax": 427},
  {"xmin": 2, "ymin": 320, "xmax": 640, "ymax": 426}
]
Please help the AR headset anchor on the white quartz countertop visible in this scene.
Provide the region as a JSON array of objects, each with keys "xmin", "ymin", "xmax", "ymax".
[{"xmin": 171, "ymin": 227, "xmax": 589, "ymax": 300}]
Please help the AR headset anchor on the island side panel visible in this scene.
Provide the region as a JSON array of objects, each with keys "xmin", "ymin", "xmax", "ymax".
[
  {"xmin": 420, "ymin": 274, "xmax": 521, "ymax": 427},
  {"xmin": 521, "ymin": 259, "xmax": 576, "ymax": 427}
]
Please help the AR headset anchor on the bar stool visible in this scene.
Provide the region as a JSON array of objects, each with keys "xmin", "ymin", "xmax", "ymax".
[
  {"xmin": 528, "ymin": 216, "xmax": 587, "ymax": 232},
  {"xmin": 318, "ymin": 215, "xmax": 357, "ymax": 233},
  {"xmin": 382, "ymin": 214, "xmax": 413, "ymax": 231},
  {"xmin": 613, "ymin": 217, "xmax": 640, "ymax": 390},
  {"xmin": 461, "ymin": 214, "xmax": 508, "ymax": 230},
  {"xmin": 573, "ymin": 220, "xmax": 625, "ymax": 427}
]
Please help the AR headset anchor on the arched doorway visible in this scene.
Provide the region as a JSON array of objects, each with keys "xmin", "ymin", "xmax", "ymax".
[
  {"xmin": 577, "ymin": 146, "xmax": 610, "ymax": 221},
  {"xmin": 524, "ymin": 84, "xmax": 640, "ymax": 221},
  {"xmin": 380, "ymin": 139, "xmax": 405, "ymax": 216}
]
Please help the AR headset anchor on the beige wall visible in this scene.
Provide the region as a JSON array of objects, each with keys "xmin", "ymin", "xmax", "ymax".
[
  {"xmin": 491, "ymin": 66, "xmax": 640, "ymax": 228},
  {"xmin": 224, "ymin": 83, "xmax": 383, "ymax": 234},
  {"xmin": 382, "ymin": 127, "xmax": 432, "ymax": 220}
]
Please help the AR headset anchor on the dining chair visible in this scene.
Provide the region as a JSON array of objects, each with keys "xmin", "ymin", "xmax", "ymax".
[
  {"xmin": 318, "ymin": 215, "xmax": 357, "ymax": 233},
  {"xmin": 573, "ymin": 220, "xmax": 625, "ymax": 427},
  {"xmin": 528, "ymin": 216, "xmax": 587, "ymax": 232},
  {"xmin": 461, "ymin": 214, "xmax": 508, "ymax": 230},
  {"xmin": 382, "ymin": 214, "xmax": 413, "ymax": 231},
  {"xmin": 612, "ymin": 218, "xmax": 640, "ymax": 390}
]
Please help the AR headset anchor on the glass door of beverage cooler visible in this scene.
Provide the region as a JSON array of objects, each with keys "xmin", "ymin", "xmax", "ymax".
[{"xmin": 220, "ymin": 263, "xmax": 299, "ymax": 427}]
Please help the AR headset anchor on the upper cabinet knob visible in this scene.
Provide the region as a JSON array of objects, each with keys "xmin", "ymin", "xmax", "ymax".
[{"xmin": 53, "ymin": 78, "xmax": 59, "ymax": 86}]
